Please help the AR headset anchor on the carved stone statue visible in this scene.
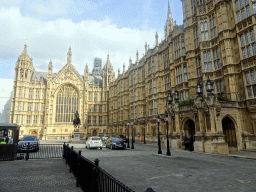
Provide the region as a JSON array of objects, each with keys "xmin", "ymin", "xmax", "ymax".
[{"xmin": 73, "ymin": 111, "xmax": 80, "ymax": 131}]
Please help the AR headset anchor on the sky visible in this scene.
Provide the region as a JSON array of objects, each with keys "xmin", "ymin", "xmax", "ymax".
[{"xmin": 0, "ymin": 0, "xmax": 183, "ymax": 112}]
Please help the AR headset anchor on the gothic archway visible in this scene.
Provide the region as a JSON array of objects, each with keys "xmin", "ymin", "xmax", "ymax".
[
  {"xmin": 92, "ymin": 130, "xmax": 97, "ymax": 136},
  {"xmin": 184, "ymin": 119, "xmax": 195, "ymax": 151},
  {"xmin": 222, "ymin": 117, "xmax": 237, "ymax": 147}
]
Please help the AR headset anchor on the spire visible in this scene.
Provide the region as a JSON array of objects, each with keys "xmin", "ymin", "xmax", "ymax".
[
  {"xmin": 168, "ymin": 0, "xmax": 172, "ymax": 17},
  {"xmin": 155, "ymin": 31, "xmax": 159, "ymax": 47},
  {"xmin": 118, "ymin": 68, "xmax": 120, "ymax": 76},
  {"xmin": 67, "ymin": 46, "xmax": 72, "ymax": 64},
  {"xmin": 123, "ymin": 62, "xmax": 125, "ymax": 73},
  {"xmin": 24, "ymin": 39, "xmax": 28, "ymax": 51},
  {"xmin": 107, "ymin": 51, "xmax": 109, "ymax": 60},
  {"xmin": 145, "ymin": 42, "xmax": 148, "ymax": 54},
  {"xmin": 129, "ymin": 56, "xmax": 132, "ymax": 66},
  {"xmin": 136, "ymin": 50, "xmax": 139, "ymax": 63}
]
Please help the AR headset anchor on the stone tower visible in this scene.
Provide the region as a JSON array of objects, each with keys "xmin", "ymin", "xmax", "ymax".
[{"xmin": 164, "ymin": 0, "xmax": 176, "ymax": 39}]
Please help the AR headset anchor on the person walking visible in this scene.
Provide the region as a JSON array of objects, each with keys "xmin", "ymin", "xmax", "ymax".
[{"xmin": 184, "ymin": 135, "xmax": 190, "ymax": 150}]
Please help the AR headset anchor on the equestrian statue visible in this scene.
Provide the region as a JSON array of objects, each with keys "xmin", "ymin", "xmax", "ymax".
[{"xmin": 73, "ymin": 111, "xmax": 81, "ymax": 132}]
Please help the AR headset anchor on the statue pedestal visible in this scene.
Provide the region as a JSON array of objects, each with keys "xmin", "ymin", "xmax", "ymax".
[{"xmin": 72, "ymin": 132, "xmax": 81, "ymax": 141}]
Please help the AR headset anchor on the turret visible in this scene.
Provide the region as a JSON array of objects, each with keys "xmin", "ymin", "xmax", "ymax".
[
  {"xmin": 47, "ymin": 60, "xmax": 53, "ymax": 78},
  {"xmin": 84, "ymin": 63, "xmax": 89, "ymax": 81},
  {"xmin": 164, "ymin": 0, "xmax": 175, "ymax": 39},
  {"xmin": 118, "ymin": 68, "xmax": 120, "ymax": 76},
  {"xmin": 67, "ymin": 46, "xmax": 72, "ymax": 64},
  {"xmin": 123, "ymin": 62, "xmax": 125, "ymax": 74}
]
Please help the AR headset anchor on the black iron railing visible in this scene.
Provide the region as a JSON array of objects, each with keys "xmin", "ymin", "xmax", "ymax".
[
  {"xmin": 63, "ymin": 143, "xmax": 135, "ymax": 192},
  {"xmin": 17, "ymin": 143, "xmax": 63, "ymax": 160}
]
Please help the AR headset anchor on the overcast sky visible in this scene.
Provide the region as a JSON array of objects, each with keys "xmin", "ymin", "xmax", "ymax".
[{"xmin": 0, "ymin": 0, "xmax": 183, "ymax": 112}]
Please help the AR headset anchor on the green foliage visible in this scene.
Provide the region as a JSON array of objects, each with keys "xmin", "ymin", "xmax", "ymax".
[
  {"xmin": 178, "ymin": 99, "xmax": 194, "ymax": 106},
  {"xmin": 200, "ymin": 98, "xmax": 205, "ymax": 102},
  {"xmin": 217, "ymin": 95, "xmax": 230, "ymax": 101}
]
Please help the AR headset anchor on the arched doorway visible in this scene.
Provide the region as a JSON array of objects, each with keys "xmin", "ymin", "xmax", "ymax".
[
  {"xmin": 31, "ymin": 131, "xmax": 37, "ymax": 135},
  {"xmin": 222, "ymin": 117, "xmax": 237, "ymax": 148},
  {"xmin": 184, "ymin": 119, "xmax": 195, "ymax": 151},
  {"xmin": 92, "ymin": 130, "xmax": 97, "ymax": 136}
]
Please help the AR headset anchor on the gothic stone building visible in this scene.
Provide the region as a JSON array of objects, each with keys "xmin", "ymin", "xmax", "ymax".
[{"xmin": 10, "ymin": 0, "xmax": 256, "ymax": 154}]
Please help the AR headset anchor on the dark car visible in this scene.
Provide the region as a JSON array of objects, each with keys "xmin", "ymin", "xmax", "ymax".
[
  {"xmin": 105, "ymin": 137, "xmax": 126, "ymax": 150},
  {"xmin": 117, "ymin": 135, "xmax": 128, "ymax": 143},
  {"xmin": 18, "ymin": 135, "xmax": 39, "ymax": 152}
]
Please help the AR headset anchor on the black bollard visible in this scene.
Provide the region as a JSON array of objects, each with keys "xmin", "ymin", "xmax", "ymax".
[
  {"xmin": 145, "ymin": 187, "xmax": 155, "ymax": 192},
  {"xmin": 25, "ymin": 142, "xmax": 30, "ymax": 161}
]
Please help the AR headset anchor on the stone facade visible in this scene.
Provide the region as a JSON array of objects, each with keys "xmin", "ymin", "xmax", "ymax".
[{"xmin": 10, "ymin": 0, "xmax": 256, "ymax": 153}]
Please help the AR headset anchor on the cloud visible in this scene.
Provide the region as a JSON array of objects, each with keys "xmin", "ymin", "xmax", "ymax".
[
  {"xmin": 0, "ymin": 79, "xmax": 14, "ymax": 113},
  {"xmin": 0, "ymin": 0, "xmax": 22, "ymax": 7},
  {"xmin": 0, "ymin": 6, "xmax": 156, "ymax": 77}
]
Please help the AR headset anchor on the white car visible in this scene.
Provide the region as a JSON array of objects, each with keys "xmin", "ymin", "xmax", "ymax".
[{"xmin": 85, "ymin": 137, "xmax": 103, "ymax": 149}]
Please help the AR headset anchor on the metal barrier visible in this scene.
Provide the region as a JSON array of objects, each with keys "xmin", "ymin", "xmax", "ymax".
[
  {"xmin": 63, "ymin": 143, "xmax": 135, "ymax": 192},
  {"xmin": 17, "ymin": 143, "xmax": 63, "ymax": 160}
]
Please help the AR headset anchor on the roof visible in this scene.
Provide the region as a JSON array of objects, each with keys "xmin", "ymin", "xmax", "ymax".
[{"xmin": 31, "ymin": 71, "xmax": 48, "ymax": 81}]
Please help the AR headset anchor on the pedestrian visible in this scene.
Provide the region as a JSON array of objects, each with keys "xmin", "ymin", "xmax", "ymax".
[
  {"xmin": 188, "ymin": 135, "xmax": 193, "ymax": 151},
  {"xmin": 184, "ymin": 135, "xmax": 190, "ymax": 150}
]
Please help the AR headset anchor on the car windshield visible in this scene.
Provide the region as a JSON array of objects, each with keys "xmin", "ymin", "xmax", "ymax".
[
  {"xmin": 112, "ymin": 138, "xmax": 122, "ymax": 142},
  {"xmin": 91, "ymin": 137, "xmax": 100, "ymax": 140},
  {"xmin": 21, "ymin": 136, "xmax": 37, "ymax": 141}
]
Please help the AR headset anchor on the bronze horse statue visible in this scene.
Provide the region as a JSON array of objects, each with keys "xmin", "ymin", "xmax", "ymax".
[{"xmin": 73, "ymin": 111, "xmax": 80, "ymax": 131}]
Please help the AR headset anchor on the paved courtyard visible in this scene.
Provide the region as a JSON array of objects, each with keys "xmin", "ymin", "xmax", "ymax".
[
  {"xmin": 0, "ymin": 158, "xmax": 82, "ymax": 192},
  {"xmin": 73, "ymin": 142, "xmax": 256, "ymax": 192}
]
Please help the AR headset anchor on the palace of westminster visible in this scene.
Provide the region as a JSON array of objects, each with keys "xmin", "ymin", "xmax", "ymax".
[{"xmin": 9, "ymin": 0, "xmax": 256, "ymax": 154}]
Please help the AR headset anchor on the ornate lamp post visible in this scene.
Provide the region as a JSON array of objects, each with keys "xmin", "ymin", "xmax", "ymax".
[
  {"xmin": 131, "ymin": 122, "xmax": 134, "ymax": 149},
  {"xmin": 127, "ymin": 122, "xmax": 130, "ymax": 148},
  {"xmin": 157, "ymin": 115, "xmax": 162, "ymax": 154},
  {"xmin": 206, "ymin": 77, "xmax": 214, "ymax": 97},
  {"xmin": 196, "ymin": 80, "xmax": 203, "ymax": 97},
  {"xmin": 165, "ymin": 114, "xmax": 171, "ymax": 156},
  {"xmin": 144, "ymin": 125, "xmax": 146, "ymax": 144},
  {"xmin": 174, "ymin": 90, "xmax": 179, "ymax": 103}
]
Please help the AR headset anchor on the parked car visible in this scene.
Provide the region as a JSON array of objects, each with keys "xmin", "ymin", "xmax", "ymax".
[
  {"xmin": 102, "ymin": 135, "xmax": 109, "ymax": 141},
  {"xmin": 117, "ymin": 135, "xmax": 128, "ymax": 143},
  {"xmin": 85, "ymin": 137, "xmax": 103, "ymax": 149},
  {"xmin": 105, "ymin": 137, "xmax": 126, "ymax": 150},
  {"xmin": 18, "ymin": 135, "xmax": 39, "ymax": 152}
]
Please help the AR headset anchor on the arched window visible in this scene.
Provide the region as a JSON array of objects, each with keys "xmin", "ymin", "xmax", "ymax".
[{"xmin": 55, "ymin": 85, "xmax": 78, "ymax": 123}]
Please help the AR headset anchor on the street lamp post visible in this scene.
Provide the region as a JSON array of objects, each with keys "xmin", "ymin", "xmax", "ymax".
[
  {"xmin": 131, "ymin": 122, "xmax": 134, "ymax": 149},
  {"xmin": 196, "ymin": 80, "xmax": 203, "ymax": 98},
  {"xmin": 127, "ymin": 122, "xmax": 130, "ymax": 148},
  {"xmin": 144, "ymin": 126, "xmax": 146, "ymax": 144},
  {"xmin": 206, "ymin": 76, "xmax": 214, "ymax": 97},
  {"xmin": 165, "ymin": 114, "xmax": 171, "ymax": 156},
  {"xmin": 157, "ymin": 115, "xmax": 162, "ymax": 154}
]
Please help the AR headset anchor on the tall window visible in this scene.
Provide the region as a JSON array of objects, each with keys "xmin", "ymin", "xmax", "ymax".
[
  {"xmin": 99, "ymin": 105, "xmax": 102, "ymax": 112},
  {"xmin": 29, "ymin": 89, "xmax": 33, "ymax": 99},
  {"xmin": 153, "ymin": 79, "xmax": 156, "ymax": 94},
  {"xmin": 213, "ymin": 47, "xmax": 221, "ymax": 70},
  {"xmin": 89, "ymin": 92, "xmax": 92, "ymax": 101},
  {"xmin": 88, "ymin": 105, "xmax": 92, "ymax": 112},
  {"xmin": 246, "ymin": 70, "xmax": 256, "ymax": 98},
  {"xmin": 93, "ymin": 116, "xmax": 97, "ymax": 124},
  {"xmin": 27, "ymin": 115, "xmax": 31, "ymax": 124},
  {"xmin": 40, "ymin": 115, "xmax": 44, "ymax": 124},
  {"xmin": 19, "ymin": 89, "xmax": 21, "ymax": 97},
  {"xmin": 200, "ymin": 19, "xmax": 209, "ymax": 42},
  {"xmin": 210, "ymin": 15, "xmax": 217, "ymax": 39},
  {"xmin": 33, "ymin": 115, "xmax": 37, "ymax": 124},
  {"xmin": 240, "ymin": 29, "xmax": 256, "ymax": 59},
  {"xmin": 36, "ymin": 90, "xmax": 39, "ymax": 99},
  {"xmin": 17, "ymin": 102, "xmax": 20, "ymax": 111},
  {"xmin": 55, "ymin": 85, "xmax": 78, "ymax": 123},
  {"xmin": 94, "ymin": 105, "xmax": 97, "ymax": 112},
  {"xmin": 94, "ymin": 93, "xmax": 97, "ymax": 101},
  {"xmin": 41, "ymin": 104, "xmax": 45, "ymax": 111},
  {"xmin": 197, "ymin": 57, "xmax": 202, "ymax": 77},
  {"xmin": 154, "ymin": 100, "xmax": 157, "ymax": 115},
  {"xmin": 236, "ymin": 0, "xmax": 251, "ymax": 22},
  {"xmin": 88, "ymin": 116, "xmax": 91, "ymax": 124},
  {"xmin": 99, "ymin": 116, "xmax": 102, "ymax": 125},
  {"xmin": 34, "ymin": 103, "xmax": 38, "ymax": 111},
  {"xmin": 203, "ymin": 51, "xmax": 212, "ymax": 72},
  {"xmin": 28, "ymin": 103, "xmax": 32, "ymax": 111},
  {"xmin": 21, "ymin": 115, "xmax": 23, "ymax": 124},
  {"xmin": 184, "ymin": 65, "xmax": 188, "ymax": 82},
  {"xmin": 194, "ymin": 26, "xmax": 199, "ymax": 48}
]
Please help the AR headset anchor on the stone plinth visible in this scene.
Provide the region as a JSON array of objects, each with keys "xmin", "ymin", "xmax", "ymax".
[
  {"xmin": 72, "ymin": 132, "xmax": 81, "ymax": 141},
  {"xmin": 171, "ymin": 139, "xmax": 182, "ymax": 149}
]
